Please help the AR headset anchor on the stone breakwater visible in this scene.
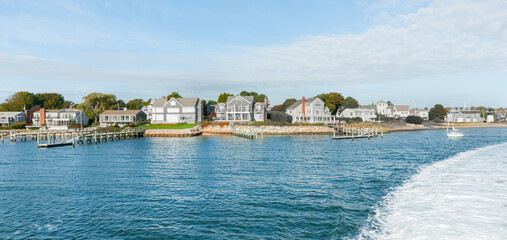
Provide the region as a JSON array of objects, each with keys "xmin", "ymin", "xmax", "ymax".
[{"xmin": 202, "ymin": 125, "xmax": 334, "ymax": 135}]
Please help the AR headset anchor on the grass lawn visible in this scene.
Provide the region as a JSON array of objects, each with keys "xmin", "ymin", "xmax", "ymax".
[{"xmin": 136, "ymin": 123, "xmax": 200, "ymax": 129}]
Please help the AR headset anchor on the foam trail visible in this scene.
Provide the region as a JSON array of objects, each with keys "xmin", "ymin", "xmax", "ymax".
[{"xmin": 357, "ymin": 142, "xmax": 507, "ymax": 240}]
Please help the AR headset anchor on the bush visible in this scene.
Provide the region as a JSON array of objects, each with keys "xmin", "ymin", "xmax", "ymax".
[
  {"xmin": 269, "ymin": 111, "xmax": 292, "ymax": 123},
  {"xmin": 0, "ymin": 122, "xmax": 26, "ymax": 129},
  {"xmin": 406, "ymin": 115, "xmax": 423, "ymax": 124}
]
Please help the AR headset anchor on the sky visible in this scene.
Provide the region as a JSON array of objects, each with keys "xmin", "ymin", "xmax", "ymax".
[{"xmin": 0, "ymin": 0, "xmax": 506, "ymax": 108}]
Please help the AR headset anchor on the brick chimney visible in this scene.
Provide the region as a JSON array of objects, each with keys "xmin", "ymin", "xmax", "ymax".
[
  {"xmin": 302, "ymin": 97, "xmax": 306, "ymax": 122},
  {"xmin": 40, "ymin": 108, "xmax": 46, "ymax": 126},
  {"xmin": 165, "ymin": 96, "xmax": 168, "ymax": 102}
]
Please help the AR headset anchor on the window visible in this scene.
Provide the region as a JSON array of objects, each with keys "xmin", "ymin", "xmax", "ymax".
[{"xmin": 170, "ymin": 101, "xmax": 176, "ymax": 106}]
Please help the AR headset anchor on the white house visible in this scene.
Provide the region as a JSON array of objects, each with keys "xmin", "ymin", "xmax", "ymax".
[
  {"xmin": 151, "ymin": 97, "xmax": 203, "ymax": 124},
  {"xmin": 409, "ymin": 108, "xmax": 429, "ymax": 120},
  {"xmin": 99, "ymin": 109, "xmax": 147, "ymax": 127},
  {"xmin": 215, "ymin": 95, "xmax": 265, "ymax": 122},
  {"xmin": 0, "ymin": 111, "xmax": 26, "ymax": 127},
  {"xmin": 32, "ymin": 108, "xmax": 88, "ymax": 129},
  {"xmin": 445, "ymin": 107, "xmax": 483, "ymax": 123},
  {"xmin": 395, "ymin": 105, "xmax": 410, "ymax": 119},
  {"xmin": 285, "ymin": 97, "xmax": 332, "ymax": 123},
  {"xmin": 337, "ymin": 108, "xmax": 376, "ymax": 122},
  {"xmin": 486, "ymin": 110, "xmax": 495, "ymax": 123}
]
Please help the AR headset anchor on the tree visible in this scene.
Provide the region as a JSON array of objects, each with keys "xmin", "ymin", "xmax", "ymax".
[
  {"xmin": 429, "ymin": 104, "xmax": 447, "ymax": 120},
  {"xmin": 315, "ymin": 92, "xmax": 344, "ymax": 115},
  {"xmin": 341, "ymin": 96, "xmax": 359, "ymax": 109},
  {"xmin": 406, "ymin": 115, "xmax": 423, "ymax": 124},
  {"xmin": 207, "ymin": 100, "xmax": 217, "ymax": 105},
  {"xmin": 282, "ymin": 98, "xmax": 297, "ymax": 111},
  {"xmin": 111, "ymin": 100, "xmax": 126, "ymax": 110},
  {"xmin": 271, "ymin": 105, "xmax": 284, "ymax": 111},
  {"xmin": 126, "ymin": 99, "xmax": 146, "ymax": 110},
  {"xmin": 239, "ymin": 91, "xmax": 269, "ymax": 106},
  {"xmin": 217, "ymin": 93, "xmax": 234, "ymax": 103},
  {"xmin": 387, "ymin": 100, "xmax": 394, "ymax": 106},
  {"xmin": 79, "ymin": 93, "xmax": 117, "ymax": 122},
  {"xmin": 0, "ymin": 91, "xmax": 36, "ymax": 111},
  {"xmin": 167, "ymin": 92, "xmax": 182, "ymax": 99},
  {"xmin": 34, "ymin": 93, "xmax": 66, "ymax": 109}
]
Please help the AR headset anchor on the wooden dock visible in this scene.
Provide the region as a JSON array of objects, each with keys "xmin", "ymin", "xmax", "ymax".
[
  {"xmin": 332, "ymin": 125, "xmax": 383, "ymax": 140},
  {"xmin": 0, "ymin": 128, "xmax": 145, "ymax": 148},
  {"xmin": 231, "ymin": 127, "xmax": 263, "ymax": 140}
]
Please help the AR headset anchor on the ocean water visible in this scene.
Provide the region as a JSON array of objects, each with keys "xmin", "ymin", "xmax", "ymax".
[{"xmin": 0, "ymin": 128, "xmax": 506, "ymax": 239}]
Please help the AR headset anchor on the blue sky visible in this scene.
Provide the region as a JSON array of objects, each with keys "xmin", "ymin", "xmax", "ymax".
[{"xmin": 0, "ymin": 0, "xmax": 506, "ymax": 108}]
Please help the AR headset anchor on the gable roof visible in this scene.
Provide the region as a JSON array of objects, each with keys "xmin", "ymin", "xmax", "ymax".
[
  {"xmin": 0, "ymin": 111, "xmax": 24, "ymax": 117},
  {"xmin": 152, "ymin": 98, "xmax": 167, "ymax": 107},
  {"xmin": 286, "ymin": 97, "xmax": 319, "ymax": 111},
  {"xmin": 226, "ymin": 95, "xmax": 254, "ymax": 104},
  {"xmin": 395, "ymin": 105, "xmax": 409, "ymax": 111},
  {"xmin": 177, "ymin": 98, "xmax": 199, "ymax": 107}
]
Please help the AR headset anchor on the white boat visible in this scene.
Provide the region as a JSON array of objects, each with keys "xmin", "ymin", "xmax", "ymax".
[{"xmin": 447, "ymin": 122, "xmax": 463, "ymax": 138}]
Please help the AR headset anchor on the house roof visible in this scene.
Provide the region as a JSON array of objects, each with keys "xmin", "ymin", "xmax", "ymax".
[
  {"xmin": 395, "ymin": 105, "xmax": 409, "ymax": 111},
  {"xmin": 378, "ymin": 100, "xmax": 386, "ymax": 103},
  {"xmin": 226, "ymin": 95, "xmax": 254, "ymax": 104},
  {"xmin": 286, "ymin": 97, "xmax": 319, "ymax": 111},
  {"xmin": 152, "ymin": 98, "xmax": 167, "ymax": 107},
  {"xmin": 359, "ymin": 105, "xmax": 376, "ymax": 110},
  {"xmin": 100, "ymin": 110, "xmax": 142, "ymax": 115},
  {"xmin": 177, "ymin": 98, "xmax": 199, "ymax": 107},
  {"xmin": 0, "ymin": 111, "xmax": 24, "ymax": 117}
]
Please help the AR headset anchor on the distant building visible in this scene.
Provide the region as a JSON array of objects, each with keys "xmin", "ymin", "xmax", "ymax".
[
  {"xmin": 376, "ymin": 101, "xmax": 396, "ymax": 118},
  {"xmin": 141, "ymin": 104, "xmax": 153, "ymax": 121},
  {"xmin": 285, "ymin": 97, "xmax": 332, "ymax": 123},
  {"xmin": 395, "ymin": 105, "xmax": 410, "ymax": 119},
  {"xmin": 151, "ymin": 97, "xmax": 203, "ymax": 124},
  {"xmin": 337, "ymin": 108, "xmax": 376, "ymax": 122},
  {"xmin": 486, "ymin": 110, "xmax": 495, "ymax": 123},
  {"xmin": 409, "ymin": 108, "xmax": 429, "ymax": 120},
  {"xmin": 32, "ymin": 108, "xmax": 88, "ymax": 129},
  {"xmin": 445, "ymin": 107, "xmax": 484, "ymax": 123},
  {"xmin": 99, "ymin": 109, "xmax": 147, "ymax": 127},
  {"xmin": 495, "ymin": 109, "xmax": 506, "ymax": 122},
  {"xmin": 0, "ymin": 111, "xmax": 26, "ymax": 127}
]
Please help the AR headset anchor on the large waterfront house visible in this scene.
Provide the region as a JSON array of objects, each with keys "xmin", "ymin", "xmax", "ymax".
[
  {"xmin": 0, "ymin": 111, "xmax": 26, "ymax": 127},
  {"xmin": 376, "ymin": 100, "xmax": 396, "ymax": 117},
  {"xmin": 409, "ymin": 108, "xmax": 430, "ymax": 120},
  {"xmin": 99, "ymin": 109, "xmax": 147, "ymax": 127},
  {"xmin": 32, "ymin": 108, "xmax": 88, "ymax": 129},
  {"xmin": 141, "ymin": 104, "xmax": 152, "ymax": 121},
  {"xmin": 445, "ymin": 107, "xmax": 483, "ymax": 123},
  {"xmin": 394, "ymin": 105, "xmax": 410, "ymax": 119},
  {"xmin": 151, "ymin": 97, "xmax": 203, "ymax": 124},
  {"xmin": 285, "ymin": 97, "xmax": 332, "ymax": 123},
  {"xmin": 215, "ymin": 95, "xmax": 265, "ymax": 122},
  {"xmin": 337, "ymin": 108, "xmax": 376, "ymax": 122}
]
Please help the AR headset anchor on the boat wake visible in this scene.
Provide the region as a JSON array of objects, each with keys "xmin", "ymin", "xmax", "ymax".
[{"xmin": 356, "ymin": 142, "xmax": 507, "ymax": 240}]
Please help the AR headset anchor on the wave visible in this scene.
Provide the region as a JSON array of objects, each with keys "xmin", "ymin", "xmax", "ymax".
[{"xmin": 356, "ymin": 142, "xmax": 507, "ymax": 240}]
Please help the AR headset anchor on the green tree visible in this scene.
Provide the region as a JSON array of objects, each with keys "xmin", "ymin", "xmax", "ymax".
[
  {"xmin": 429, "ymin": 104, "xmax": 447, "ymax": 120},
  {"xmin": 217, "ymin": 93, "xmax": 234, "ymax": 103},
  {"xmin": 341, "ymin": 96, "xmax": 359, "ymax": 109},
  {"xmin": 406, "ymin": 115, "xmax": 423, "ymax": 124},
  {"xmin": 315, "ymin": 92, "xmax": 344, "ymax": 115},
  {"xmin": 78, "ymin": 93, "xmax": 117, "ymax": 122},
  {"xmin": 167, "ymin": 92, "xmax": 182, "ymax": 99},
  {"xmin": 126, "ymin": 99, "xmax": 146, "ymax": 110},
  {"xmin": 282, "ymin": 98, "xmax": 297, "ymax": 111},
  {"xmin": 33, "ymin": 93, "xmax": 66, "ymax": 109},
  {"xmin": 207, "ymin": 100, "xmax": 217, "ymax": 105},
  {"xmin": 271, "ymin": 105, "xmax": 284, "ymax": 111},
  {"xmin": 239, "ymin": 91, "xmax": 269, "ymax": 106},
  {"xmin": 0, "ymin": 91, "xmax": 36, "ymax": 111},
  {"xmin": 387, "ymin": 100, "xmax": 394, "ymax": 106}
]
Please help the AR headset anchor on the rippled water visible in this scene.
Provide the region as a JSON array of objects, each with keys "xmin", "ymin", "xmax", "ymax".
[{"xmin": 0, "ymin": 128, "xmax": 506, "ymax": 239}]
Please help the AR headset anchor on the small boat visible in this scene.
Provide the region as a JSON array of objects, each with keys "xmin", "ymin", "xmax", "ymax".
[{"xmin": 447, "ymin": 122, "xmax": 463, "ymax": 138}]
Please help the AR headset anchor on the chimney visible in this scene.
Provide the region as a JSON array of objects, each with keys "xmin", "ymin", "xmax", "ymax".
[
  {"xmin": 302, "ymin": 97, "xmax": 306, "ymax": 122},
  {"xmin": 40, "ymin": 108, "xmax": 46, "ymax": 126},
  {"xmin": 165, "ymin": 96, "xmax": 168, "ymax": 102}
]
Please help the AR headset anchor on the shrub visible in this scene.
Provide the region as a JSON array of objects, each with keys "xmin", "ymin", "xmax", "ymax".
[
  {"xmin": 0, "ymin": 122, "xmax": 26, "ymax": 129},
  {"xmin": 406, "ymin": 115, "xmax": 423, "ymax": 124},
  {"xmin": 269, "ymin": 111, "xmax": 292, "ymax": 123}
]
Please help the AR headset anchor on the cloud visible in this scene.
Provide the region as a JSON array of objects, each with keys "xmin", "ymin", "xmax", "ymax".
[{"xmin": 229, "ymin": 0, "xmax": 507, "ymax": 85}]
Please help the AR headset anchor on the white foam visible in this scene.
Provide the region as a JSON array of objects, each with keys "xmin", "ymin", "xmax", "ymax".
[{"xmin": 357, "ymin": 142, "xmax": 507, "ymax": 240}]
